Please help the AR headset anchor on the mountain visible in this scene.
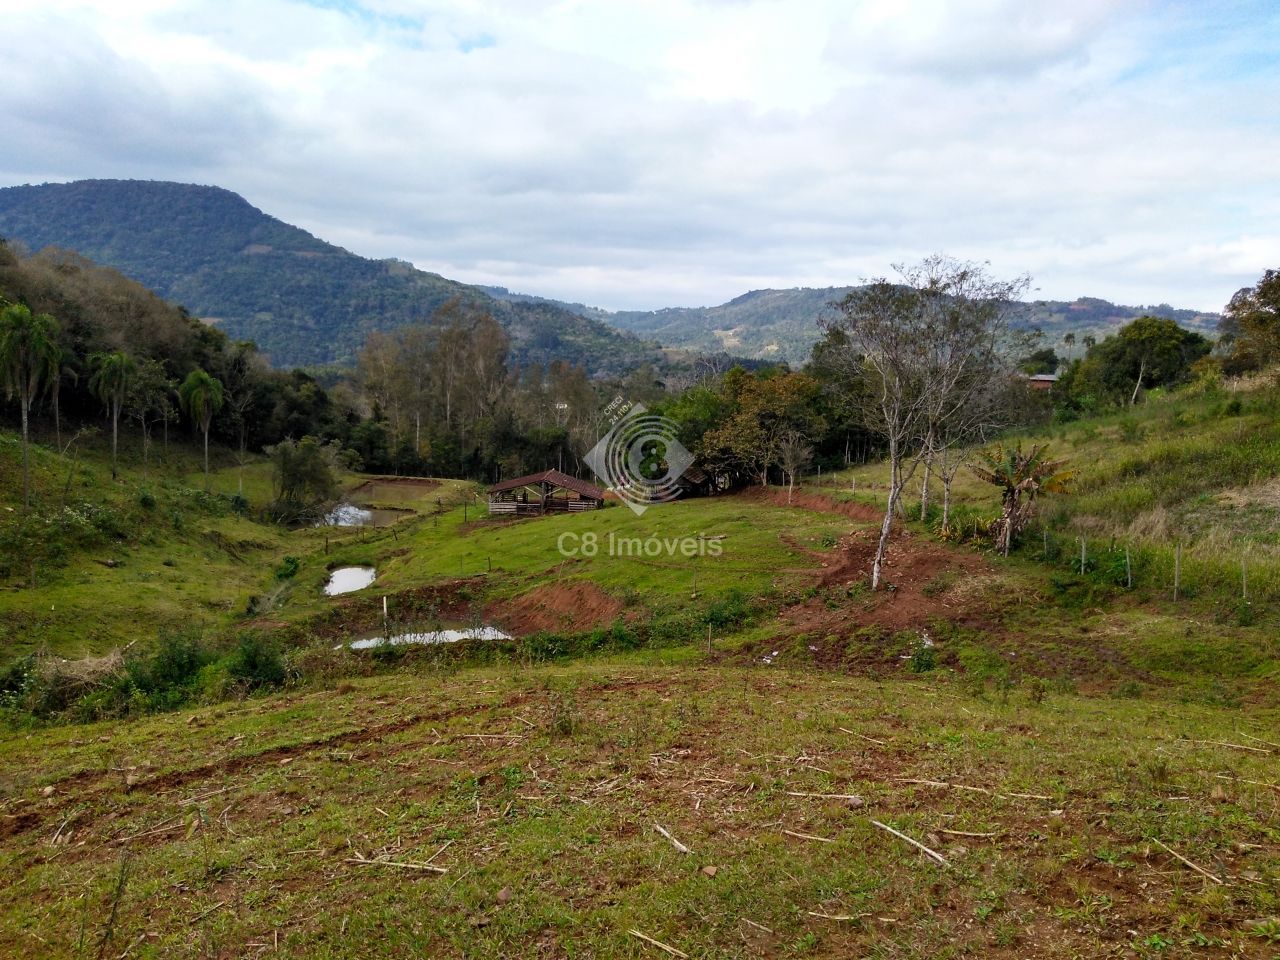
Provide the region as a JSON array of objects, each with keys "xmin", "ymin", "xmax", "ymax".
[
  {"xmin": 489, "ymin": 286, "xmax": 1221, "ymax": 366},
  {"xmin": 0, "ymin": 179, "xmax": 670, "ymax": 375}
]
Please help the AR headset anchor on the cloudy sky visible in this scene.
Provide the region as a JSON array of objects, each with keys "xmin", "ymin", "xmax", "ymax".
[{"xmin": 2, "ymin": 0, "xmax": 1277, "ymax": 312}]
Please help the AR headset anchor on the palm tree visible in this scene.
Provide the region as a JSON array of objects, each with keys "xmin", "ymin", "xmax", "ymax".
[
  {"xmin": 971, "ymin": 443, "xmax": 1074, "ymax": 555},
  {"xmin": 0, "ymin": 303, "xmax": 61, "ymax": 508},
  {"xmin": 89, "ymin": 351, "xmax": 136, "ymax": 479},
  {"xmin": 179, "ymin": 368, "xmax": 224, "ymax": 491}
]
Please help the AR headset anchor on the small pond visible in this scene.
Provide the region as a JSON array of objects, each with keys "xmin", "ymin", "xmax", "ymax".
[
  {"xmin": 344, "ymin": 625, "xmax": 511, "ymax": 651},
  {"xmin": 324, "ymin": 566, "xmax": 376, "ymax": 596},
  {"xmin": 316, "ymin": 503, "xmax": 405, "ymax": 527}
]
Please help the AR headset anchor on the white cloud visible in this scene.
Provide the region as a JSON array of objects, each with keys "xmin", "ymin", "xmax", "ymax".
[{"xmin": 0, "ymin": 0, "xmax": 1277, "ymax": 313}]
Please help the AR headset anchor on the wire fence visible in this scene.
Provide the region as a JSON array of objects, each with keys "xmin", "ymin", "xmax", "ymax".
[{"xmin": 1031, "ymin": 526, "xmax": 1279, "ymax": 612}]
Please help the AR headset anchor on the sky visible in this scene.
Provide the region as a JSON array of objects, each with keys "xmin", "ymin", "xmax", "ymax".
[{"xmin": 1, "ymin": 0, "xmax": 1277, "ymax": 313}]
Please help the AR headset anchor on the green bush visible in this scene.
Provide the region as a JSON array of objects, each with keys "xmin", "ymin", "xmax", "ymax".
[
  {"xmin": 909, "ymin": 639, "xmax": 936, "ymax": 673},
  {"xmin": 275, "ymin": 555, "xmax": 301, "ymax": 580},
  {"xmin": 128, "ymin": 631, "xmax": 212, "ymax": 692},
  {"xmin": 705, "ymin": 588, "xmax": 751, "ymax": 628},
  {"xmin": 226, "ymin": 636, "xmax": 287, "ymax": 690}
]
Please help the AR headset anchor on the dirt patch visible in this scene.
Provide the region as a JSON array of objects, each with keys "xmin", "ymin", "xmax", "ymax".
[
  {"xmin": 276, "ymin": 579, "xmax": 481, "ymax": 641},
  {"xmin": 1215, "ymin": 477, "xmax": 1280, "ymax": 509},
  {"xmin": 352, "ymin": 476, "xmax": 440, "ymax": 491},
  {"xmin": 741, "ymin": 485, "xmax": 885, "ymax": 524},
  {"xmin": 0, "ymin": 811, "xmax": 40, "ymax": 840},
  {"xmin": 789, "ymin": 527, "xmax": 996, "ymax": 633},
  {"xmin": 487, "ymin": 581, "xmax": 626, "ymax": 635}
]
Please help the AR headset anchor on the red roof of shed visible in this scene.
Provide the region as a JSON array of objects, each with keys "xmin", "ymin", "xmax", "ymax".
[{"xmin": 487, "ymin": 469, "xmax": 606, "ymax": 500}]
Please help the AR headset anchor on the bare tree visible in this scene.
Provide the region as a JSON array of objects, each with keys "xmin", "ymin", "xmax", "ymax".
[
  {"xmin": 928, "ymin": 374, "xmax": 1027, "ymax": 533},
  {"xmin": 822, "ymin": 256, "xmax": 1029, "ymax": 589},
  {"xmin": 777, "ymin": 429, "xmax": 813, "ymax": 504}
]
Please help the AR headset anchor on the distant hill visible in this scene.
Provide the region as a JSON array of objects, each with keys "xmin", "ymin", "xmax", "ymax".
[
  {"xmin": 487, "ymin": 286, "xmax": 1221, "ymax": 366},
  {"xmin": 0, "ymin": 179, "xmax": 671, "ymax": 375}
]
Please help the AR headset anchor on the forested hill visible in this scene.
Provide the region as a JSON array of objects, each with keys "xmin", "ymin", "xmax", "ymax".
[
  {"xmin": 0, "ymin": 179, "xmax": 668, "ymax": 375},
  {"xmin": 485, "ymin": 285, "xmax": 1221, "ymax": 365}
]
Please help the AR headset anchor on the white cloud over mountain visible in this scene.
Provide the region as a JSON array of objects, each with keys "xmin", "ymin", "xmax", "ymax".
[{"xmin": 1, "ymin": 0, "xmax": 1276, "ymax": 312}]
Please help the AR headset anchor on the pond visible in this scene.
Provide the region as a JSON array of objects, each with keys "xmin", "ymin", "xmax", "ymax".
[
  {"xmin": 324, "ymin": 566, "xmax": 376, "ymax": 596},
  {"xmin": 316, "ymin": 503, "xmax": 406, "ymax": 527},
  {"xmin": 344, "ymin": 625, "xmax": 511, "ymax": 651}
]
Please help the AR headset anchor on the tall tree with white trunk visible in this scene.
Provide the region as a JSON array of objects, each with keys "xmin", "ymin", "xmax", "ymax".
[{"xmin": 821, "ymin": 256, "xmax": 1030, "ymax": 589}]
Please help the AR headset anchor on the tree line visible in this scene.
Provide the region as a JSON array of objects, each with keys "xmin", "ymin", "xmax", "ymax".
[{"xmin": 4, "ymin": 236, "xmax": 1272, "ymax": 548}]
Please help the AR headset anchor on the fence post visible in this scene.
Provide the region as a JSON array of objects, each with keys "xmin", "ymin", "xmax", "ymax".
[
  {"xmin": 1079, "ymin": 537, "xmax": 1086, "ymax": 575},
  {"xmin": 1242, "ymin": 558, "xmax": 1248, "ymax": 601},
  {"xmin": 1043, "ymin": 529, "xmax": 1049, "ymax": 561},
  {"xmin": 1125, "ymin": 547, "xmax": 1132, "ymax": 589},
  {"xmin": 1174, "ymin": 544, "xmax": 1181, "ymax": 601}
]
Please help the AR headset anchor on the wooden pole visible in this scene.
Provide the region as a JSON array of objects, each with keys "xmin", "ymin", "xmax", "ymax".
[
  {"xmin": 1174, "ymin": 544, "xmax": 1181, "ymax": 601},
  {"xmin": 1079, "ymin": 537, "xmax": 1086, "ymax": 575},
  {"xmin": 1125, "ymin": 547, "xmax": 1132, "ymax": 589},
  {"xmin": 706, "ymin": 624, "xmax": 712, "ymax": 657},
  {"xmin": 1242, "ymin": 558, "xmax": 1248, "ymax": 601}
]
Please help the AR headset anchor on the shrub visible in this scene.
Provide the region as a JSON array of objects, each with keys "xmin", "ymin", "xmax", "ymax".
[
  {"xmin": 226, "ymin": 636, "xmax": 287, "ymax": 690},
  {"xmin": 705, "ymin": 588, "xmax": 751, "ymax": 629},
  {"xmin": 192, "ymin": 661, "xmax": 235, "ymax": 703},
  {"xmin": 128, "ymin": 631, "xmax": 213, "ymax": 693},
  {"xmin": 909, "ymin": 639, "xmax": 936, "ymax": 673},
  {"xmin": 550, "ymin": 693, "xmax": 580, "ymax": 738},
  {"xmin": 274, "ymin": 555, "xmax": 301, "ymax": 580}
]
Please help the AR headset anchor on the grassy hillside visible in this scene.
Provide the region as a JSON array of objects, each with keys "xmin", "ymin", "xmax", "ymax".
[
  {"xmin": 3, "ymin": 380, "xmax": 1279, "ymax": 957},
  {"xmin": 828, "ymin": 377, "xmax": 1280, "ymax": 617},
  {"xmin": 0, "ymin": 430, "xmax": 293, "ymax": 660},
  {"xmin": 2, "ymin": 661, "xmax": 1277, "ymax": 959},
  {"xmin": 0, "ymin": 180, "xmax": 670, "ymax": 375}
]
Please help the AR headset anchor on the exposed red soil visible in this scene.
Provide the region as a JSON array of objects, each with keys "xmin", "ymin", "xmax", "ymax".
[
  {"xmin": 789, "ymin": 525, "xmax": 995, "ymax": 633},
  {"xmin": 728, "ymin": 486, "xmax": 1018, "ymax": 675},
  {"xmin": 486, "ymin": 580, "xmax": 627, "ymax": 635},
  {"xmin": 740, "ymin": 484, "xmax": 887, "ymax": 524}
]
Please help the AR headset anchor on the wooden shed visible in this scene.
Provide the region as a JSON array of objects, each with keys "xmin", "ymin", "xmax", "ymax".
[{"xmin": 487, "ymin": 469, "xmax": 607, "ymax": 516}]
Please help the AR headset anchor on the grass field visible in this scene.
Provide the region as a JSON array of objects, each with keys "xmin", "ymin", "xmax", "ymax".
[
  {"xmin": 1, "ymin": 662, "xmax": 1277, "ymax": 958},
  {"xmin": 3, "ymin": 388, "xmax": 1280, "ymax": 957}
]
